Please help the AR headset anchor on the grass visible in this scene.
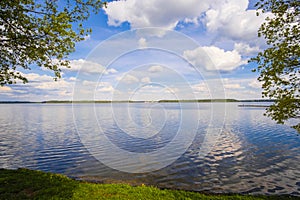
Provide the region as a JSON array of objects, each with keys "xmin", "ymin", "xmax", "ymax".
[{"xmin": 0, "ymin": 168, "xmax": 298, "ymax": 200}]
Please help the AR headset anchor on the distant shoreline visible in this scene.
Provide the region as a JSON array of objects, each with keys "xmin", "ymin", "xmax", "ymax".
[
  {"xmin": 238, "ymin": 104, "xmax": 270, "ymax": 108},
  {"xmin": 0, "ymin": 99, "xmax": 275, "ymax": 104}
]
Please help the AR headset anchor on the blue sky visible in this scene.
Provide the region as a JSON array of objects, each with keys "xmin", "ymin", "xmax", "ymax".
[{"xmin": 0, "ymin": 0, "xmax": 273, "ymax": 101}]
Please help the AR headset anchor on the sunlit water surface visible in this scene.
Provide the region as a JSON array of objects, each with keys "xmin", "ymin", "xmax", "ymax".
[{"xmin": 0, "ymin": 103, "xmax": 299, "ymax": 195}]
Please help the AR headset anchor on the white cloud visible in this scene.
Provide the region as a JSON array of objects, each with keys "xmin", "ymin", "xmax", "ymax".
[
  {"xmin": 82, "ymin": 80, "xmax": 97, "ymax": 87},
  {"xmin": 166, "ymin": 87, "xmax": 179, "ymax": 94},
  {"xmin": 116, "ymin": 74, "xmax": 139, "ymax": 84},
  {"xmin": 104, "ymin": 0, "xmax": 209, "ymax": 29},
  {"xmin": 192, "ymin": 82, "xmax": 209, "ymax": 92},
  {"xmin": 222, "ymin": 78, "xmax": 263, "ymax": 99},
  {"xmin": 130, "ymin": 84, "xmax": 177, "ymax": 101},
  {"xmin": 225, "ymin": 89, "xmax": 262, "ymax": 100},
  {"xmin": 138, "ymin": 37, "xmax": 147, "ymax": 48},
  {"xmin": 73, "ymin": 80, "xmax": 115, "ymax": 99},
  {"xmin": 0, "ymin": 86, "xmax": 12, "ymax": 92},
  {"xmin": 24, "ymin": 73, "xmax": 54, "ymax": 82},
  {"xmin": 34, "ymin": 79, "xmax": 72, "ymax": 90},
  {"xmin": 61, "ymin": 59, "xmax": 103, "ymax": 73},
  {"xmin": 1, "ymin": 72, "xmax": 75, "ymax": 100},
  {"xmin": 224, "ymin": 83, "xmax": 244, "ymax": 89},
  {"xmin": 0, "ymin": 72, "xmax": 265, "ymax": 101},
  {"xmin": 148, "ymin": 65, "xmax": 163, "ymax": 73},
  {"xmin": 141, "ymin": 77, "xmax": 151, "ymax": 83},
  {"xmin": 183, "ymin": 46, "xmax": 246, "ymax": 71},
  {"xmin": 249, "ymin": 79, "xmax": 262, "ymax": 89},
  {"xmin": 81, "ymin": 80, "xmax": 116, "ymax": 92},
  {"xmin": 205, "ymin": 0, "xmax": 272, "ymax": 41},
  {"xmin": 97, "ymin": 85, "xmax": 114, "ymax": 92},
  {"xmin": 188, "ymin": 77, "xmax": 264, "ymax": 99},
  {"xmin": 62, "ymin": 59, "xmax": 116, "ymax": 75},
  {"xmin": 104, "ymin": 0, "xmax": 272, "ymax": 42},
  {"xmin": 234, "ymin": 42, "xmax": 260, "ymax": 56},
  {"xmin": 97, "ymin": 81, "xmax": 112, "ymax": 87},
  {"xmin": 104, "ymin": 68, "xmax": 118, "ymax": 74},
  {"xmin": 69, "ymin": 77, "xmax": 77, "ymax": 81}
]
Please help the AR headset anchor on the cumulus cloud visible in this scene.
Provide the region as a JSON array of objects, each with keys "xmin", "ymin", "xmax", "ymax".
[
  {"xmin": 105, "ymin": 68, "xmax": 118, "ymax": 74},
  {"xmin": 183, "ymin": 46, "xmax": 246, "ymax": 71},
  {"xmin": 224, "ymin": 83, "xmax": 244, "ymax": 89},
  {"xmin": 192, "ymin": 82, "xmax": 209, "ymax": 92},
  {"xmin": 61, "ymin": 59, "xmax": 103, "ymax": 73},
  {"xmin": 104, "ymin": 0, "xmax": 209, "ymax": 29},
  {"xmin": 129, "ymin": 84, "xmax": 182, "ymax": 101},
  {"xmin": 0, "ymin": 86, "xmax": 12, "ymax": 92},
  {"xmin": 104, "ymin": 0, "xmax": 271, "ymax": 42},
  {"xmin": 141, "ymin": 77, "xmax": 151, "ymax": 83},
  {"xmin": 249, "ymin": 79, "xmax": 262, "ymax": 89},
  {"xmin": 62, "ymin": 59, "xmax": 117, "ymax": 75},
  {"xmin": 1, "ymin": 72, "xmax": 75, "ymax": 100},
  {"xmin": 148, "ymin": 65, "xmax": 163, "ymax": 73},
  {"xmin": 117, "ymin": 74, "xmax": 139, "ymax": 84},
  {"xmin": 234, "ymin": 42, "xmax": 261, "ymax": 56},
  {"xmin": 205, "ymin": 0, "xmax": 272, "ymax": 41},
  {"xmin": 31, "ymin": 76, "xmax": 72, "ymax": 91},
  {"xmin": 82, "ymin": 80, "xmax": 97, "ymax": 87},
  {"xmin": 24, "ymin": 73, "xmax": 54, "ymax": 82},
  {"xmin": 138, "ymin": 37, "xmax": 147, "ymax": 48},
  {"xmin": 97, "ymin": 85, "xmax": 114, "ymax": 92},
  {"xmin": 81, "ymin": 80, "xmax": 116, "ymax": 92},
  {"xmin": 189, "ymin": 78, "xmax": 264, "ymax": 99},
  {"xmin": 69, "ymin": 77, "xmax": 77, "ymax": 81}
]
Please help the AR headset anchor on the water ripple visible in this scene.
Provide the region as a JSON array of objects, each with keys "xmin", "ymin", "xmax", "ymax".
[{"xmin": 0, "ymin": 103, "xmax": 299, "ymax": 195}]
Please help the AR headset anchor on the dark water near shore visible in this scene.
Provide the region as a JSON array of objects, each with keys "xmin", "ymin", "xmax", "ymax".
[{"xmin": 0, "ymin": 103, "xmax": 299, "ymax": 195}]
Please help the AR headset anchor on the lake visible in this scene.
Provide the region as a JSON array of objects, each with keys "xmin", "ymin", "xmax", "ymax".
[{"xmin": 0, "ymin": 103, "xmax": 299, "ymax": 195}]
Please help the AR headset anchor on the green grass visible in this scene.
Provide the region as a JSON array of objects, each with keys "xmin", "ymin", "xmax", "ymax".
[{"xmin": 0, "ymin": 168, "xmax": 298, "ymax": 200}]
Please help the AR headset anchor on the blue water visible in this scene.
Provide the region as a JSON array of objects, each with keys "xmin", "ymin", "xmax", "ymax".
[{"xmin": 0, "ymin": 103, "xmax": 299, "ymax": 195}]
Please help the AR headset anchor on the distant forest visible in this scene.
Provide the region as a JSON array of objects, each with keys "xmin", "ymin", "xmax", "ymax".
[{"xmin": 0, "ymin": 99, "xmax": 276, "ymax": 104}]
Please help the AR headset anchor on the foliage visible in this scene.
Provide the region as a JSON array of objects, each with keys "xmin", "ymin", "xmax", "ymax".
[
  {"xmin": 0, "ymin": 168, "xmax": 294, "ymax": 199},
  {"xmin": 251, "ymin": 0, "xmax": 300, "ymax": 127},
  {"xmin": 0, "ymin": 0, "xmax": 105, "ymax": 85}
]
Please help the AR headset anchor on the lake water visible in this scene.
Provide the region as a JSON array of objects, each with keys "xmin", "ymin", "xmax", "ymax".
[{"xmin": 0, "ymin": 103, "xmax": 299, "ymax": 195}]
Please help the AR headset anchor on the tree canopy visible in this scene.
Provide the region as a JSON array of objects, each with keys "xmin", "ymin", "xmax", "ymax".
[
  {"xmin": 252, "ymin": 0, "xmax": 300, "ymax": 131},
  {"xmin": 0, "ymin": 0, "xmax": 105, "ymax": 85}
]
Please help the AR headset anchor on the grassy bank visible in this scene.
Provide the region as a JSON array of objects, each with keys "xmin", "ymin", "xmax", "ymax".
[{"xmin": 0, "ymin": 168, "xmax": 297, "ymax": 200}]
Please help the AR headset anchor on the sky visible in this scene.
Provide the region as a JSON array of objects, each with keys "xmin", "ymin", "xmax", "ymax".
[{"xmin": 0, "ymin": 0, "xmax": 274, "ymax": 101}]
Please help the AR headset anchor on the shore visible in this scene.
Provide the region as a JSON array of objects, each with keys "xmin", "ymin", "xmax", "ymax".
[{"xmin": 0, "ymin": 168, "xmax": 297, "ymax": 199}]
